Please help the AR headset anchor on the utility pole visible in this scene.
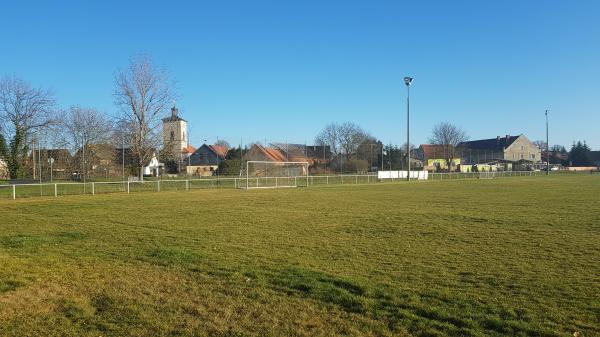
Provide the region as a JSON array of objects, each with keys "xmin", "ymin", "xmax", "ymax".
[
  {"xmin": 546, "ymin": 109, "xmax": 550, "ymax": 175},
  {"xmin": 381, "ymin": 146, "xmax": 384, "ymax": 171},
  {"xmin": 216, "ymin": 136, "xmax": 220, "ymax": 179},
  {"xmin": 32, "ymin": 138, "xmax": 36, "ymax": 179},
  {"xmin": 49, "ymin": 156, "xmax": 53, "ymax": 182},
  {"xmin": 122, "ymin": 135, "xmax": 125, "ymax": 181},
  {"xmin": 82, "ymin": 134, "xmax": 86, "ymax": 193},
  {"xmin": 38, "ymin": 137, "xmax": 42, "ymax": 184},
  {"xmin": 404, "ymin": 76, "xmax": 413, "ymax": 181}
]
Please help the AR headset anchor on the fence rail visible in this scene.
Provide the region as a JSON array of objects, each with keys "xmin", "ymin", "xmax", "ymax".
[{"xmin": 0, "ymin": 170, "xmax": 589, "ymax": 200}]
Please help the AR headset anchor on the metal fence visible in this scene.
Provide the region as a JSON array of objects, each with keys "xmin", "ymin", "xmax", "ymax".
[
  {"xmin": 428, "ymin": 170, "xmax": 547, "ymax": 180},
  {"xmin": 0, "ymin": 174, "xmax": 383, "ymax": 200},
  {"xmin": 0, "ymin": 171, "xmax": 589, "ymax": 200}
]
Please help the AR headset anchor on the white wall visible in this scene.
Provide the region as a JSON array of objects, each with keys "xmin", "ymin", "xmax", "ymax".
[{"xmin": 378, "ymin": 171, "xmax": 428, "ymax": 180}]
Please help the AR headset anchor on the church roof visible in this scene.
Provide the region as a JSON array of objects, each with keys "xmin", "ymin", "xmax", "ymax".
[{"xmin": 162, "ymin": 105, "xmax": 187, "ymax": 122}]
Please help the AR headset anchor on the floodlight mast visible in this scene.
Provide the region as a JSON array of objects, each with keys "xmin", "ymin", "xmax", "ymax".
[
  {"xmin": 546, "ymin": 109, "xmax": 549, "ymax": 176},
  {"xmin": 404, "ymin": 76, "xmax": 413, "ymax": 181}
]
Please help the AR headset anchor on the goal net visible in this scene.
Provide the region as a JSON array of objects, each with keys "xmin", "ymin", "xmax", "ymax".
[{"xmin": 241, "ymin": 161, "xmax": 309, "ymax": 189}]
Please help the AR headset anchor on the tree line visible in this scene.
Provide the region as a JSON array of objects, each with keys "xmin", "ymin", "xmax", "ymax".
[
  {"xmin": 1, "ymin": 55, "xmax": 597, "ymax": 181},
  {"xmin": 0, "ymin": 55, "xmax": 179, "ymax": 181}
]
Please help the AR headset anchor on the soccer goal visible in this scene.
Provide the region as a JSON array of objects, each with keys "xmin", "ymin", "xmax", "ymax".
[{"xmin": 241, "ymin": 161, "xmax": 309, "ymax": 189}]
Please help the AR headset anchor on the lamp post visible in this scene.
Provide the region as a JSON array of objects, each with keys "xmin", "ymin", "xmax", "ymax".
[
  {"xmin": 404, "ymin": 76, "xmax": 413, "ymax": 181},
  {"xmin": 545, "ymin": 109, "xmax": 549, "ymax": 175},
  {"xmin": 122, "ymin": 135, "xmax": 125, "ymax": 181},
  {"xmin": 369, "ymin": 143, "xmax": 376, "ymax": 172}
]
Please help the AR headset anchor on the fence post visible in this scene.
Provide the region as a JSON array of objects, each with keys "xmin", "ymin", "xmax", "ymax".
[
  {"xmin": 91, "ymin": 182, "xmax": 95, "ymax": 195},
  {"xmin": 327, "ymin": 176, "xmax": 329, "ymax": 185},
  {"xmin": 275, "ymin": 177, "xmax": 278, "ymax": 187},
  {"xmin": 55, "ymin": 183, "xmax": 58, "ymax": 197},
  {"xmin": 355, "ymin": 175, "xmax": 358, "ymax": 184},
  {"xmin": 157, "ymin": 180, "xmax": 160, "ymax": 192},
  {"xmin": 186, "ymin": 179, "xmax": 189, "ymax": 190},
  {"xmin": 12, "ymin": 185, "xmax": 16, "ymax": 200},
  {"xmin": 127, "ymin": 181, "xmax": 130, "ymax": 194}
]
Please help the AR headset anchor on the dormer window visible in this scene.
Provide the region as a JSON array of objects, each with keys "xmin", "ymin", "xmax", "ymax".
[{"xmin": 170, "ymin": 131, "xmax": 174, "ymax": 141}]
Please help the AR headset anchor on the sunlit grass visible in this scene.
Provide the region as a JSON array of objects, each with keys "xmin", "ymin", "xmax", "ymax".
[{"xmin": 0, "ymin": 175, "xmax": 598, "ymax": 336}]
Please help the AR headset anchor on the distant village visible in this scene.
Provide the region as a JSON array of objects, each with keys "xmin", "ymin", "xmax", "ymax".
[
  {"xmin": 1, "ymin": 56, "xmax": 599, "ymax": 182},
  {"xmin": 2, "ymin": 101, "xmax": 598, "ymax": 181}
]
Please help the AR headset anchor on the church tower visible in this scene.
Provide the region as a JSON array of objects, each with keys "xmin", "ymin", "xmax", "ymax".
[{"xmin": 162, "ymin": 105, "xmax": 188, "ymax": 156}]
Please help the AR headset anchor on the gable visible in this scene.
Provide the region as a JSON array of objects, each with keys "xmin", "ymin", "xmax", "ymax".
[{"xmin": 505, "ymin": 135, "xmax": 538, "ymax": 152}]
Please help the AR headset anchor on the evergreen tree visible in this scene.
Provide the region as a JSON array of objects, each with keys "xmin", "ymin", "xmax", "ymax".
[{"xmin": 569, "ymin": 141, "xmax": 592, "ymax": 166}]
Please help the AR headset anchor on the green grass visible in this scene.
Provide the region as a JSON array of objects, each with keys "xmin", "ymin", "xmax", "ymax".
[{"xmin": 0, "ymin": 176, "xmax": 598, "ymax": 336}]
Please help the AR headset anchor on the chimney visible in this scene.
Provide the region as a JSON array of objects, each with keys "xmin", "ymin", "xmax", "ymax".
[
  {"xmin": 505, "ymin": 134, "xmax": 510, "ymax": 141},
  {"xmin": 496, "ymin": 136, "xmax": 500, "ymax": 143},
  {"xmin": 171, "ymin": 105, "xmax": 178, "ymax": 118}
]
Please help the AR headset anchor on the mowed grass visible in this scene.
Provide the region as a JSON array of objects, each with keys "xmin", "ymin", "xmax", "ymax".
[{"xmin": 0, "ymin": 176, "xmax": 599, "ymax": 337}]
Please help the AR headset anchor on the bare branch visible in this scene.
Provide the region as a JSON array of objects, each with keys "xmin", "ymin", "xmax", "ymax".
[{"xmin": 113, "ymin": 55, "xmax": 174, "ymax": 179}]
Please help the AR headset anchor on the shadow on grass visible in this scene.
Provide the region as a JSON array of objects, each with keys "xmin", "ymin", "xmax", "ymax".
[
  {"xmin": 263, "ymin": 267, "xmax": 367, "ymax": 314},
  {"xmin": 0, "ymin": 279, "xmax": 23, "ymax": 293},
  {"xmin": 0, "ymin": 232, "xmax": 86, "ymax": 251},
  {"xmin": 139, "ymin": 248, "xmax": 561, "ymax": 337},
  {"xmin": 144, "ymin": 247, "xmax": 204, "ymax": 267}
]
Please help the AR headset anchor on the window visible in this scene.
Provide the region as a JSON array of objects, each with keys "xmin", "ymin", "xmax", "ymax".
[
  {"xmin": 531, "ymin": 154, "xmax": 535, "ymax": 159},
  {"xmin": 521, "ymin": 154, "xmax": 524, "ymax": 159},
  {"xmin": 170, "ymin": 131, "xmax": 174, "ymax": 141},
  {"xmin": 521, "ymin": 145, "xmax": 524, "ymax": 151}
]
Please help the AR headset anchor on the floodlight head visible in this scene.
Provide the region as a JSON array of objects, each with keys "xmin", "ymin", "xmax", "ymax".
[{"xmin": 404, "ymin": 77, "xmax": 413, "ymax": 87}]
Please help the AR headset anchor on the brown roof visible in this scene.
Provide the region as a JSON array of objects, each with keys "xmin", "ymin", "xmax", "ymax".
[
  {"xmin": 210, "ymin": 145, "xmax": 228, "ymax": 159},
  {"xmin": 419, "ymin": 144, "xmax": 450, "ymax": 159},
  {"xmin": 244, "ymin": 144, "xmax": 290, "ymax": 162},
  {"xmin": 262, "ymin": 146, "xmax": 287, "ymax": 161},
  {"xmin": 182, "ymin": 144, "xmax": 197, "ymax": 154}
]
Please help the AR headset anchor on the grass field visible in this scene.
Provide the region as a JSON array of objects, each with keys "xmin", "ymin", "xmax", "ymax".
[{"xmin": 0, "ymin": 176, "xmax": 598, "ymax": 336}]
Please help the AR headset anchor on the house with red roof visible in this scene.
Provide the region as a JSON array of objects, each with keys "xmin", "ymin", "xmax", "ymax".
[{"xmin": 185, "ymin": 144, "xmax": 228, "ymax": 176}]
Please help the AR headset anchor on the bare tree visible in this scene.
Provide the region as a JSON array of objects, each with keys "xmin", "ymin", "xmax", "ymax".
[
  {"xmin": 428, "ymin": 122, "xmax": 468, "ymax": 171},
  {"xmin": 114, "ymin": 55, "xmax": 174, "ymax": 180},
  {"xmin": 62, "ymin": 106, "xmax": 113, "ymax": 150},
  {"xmin": 315, "ymin": 123, "xmax": 340, "ymax": 157},
  {"xmin": 61, "ymin": 106, "xmax": 113, "ymax": 177},
  {"xmin": 214, "ymin": 139, "xmax": 230, "ymax": 149},
  {"xmin": 533, "ymin": 140, "xmax": 547, "ymax": 151},
  {"xmin": 0, "ymin": 76, "xmax": 56, "ymax": 179},
  {"xmin": 315, "ymin": 122, "xmax": 372, "ymax": 172},
  {"xmin": 315, "ymin": 122, "xmax": 370, "ymax": 159}
]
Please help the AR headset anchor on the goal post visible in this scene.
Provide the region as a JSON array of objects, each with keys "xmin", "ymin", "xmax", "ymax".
[{"xmin": 243, "ymin": 161, "xmax": 309, "ymax": 189}]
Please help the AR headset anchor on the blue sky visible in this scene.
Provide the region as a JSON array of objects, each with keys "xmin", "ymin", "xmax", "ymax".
[{"xmin": 1, "ymin": 1, "xmax": 599, "ymax": 149}]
